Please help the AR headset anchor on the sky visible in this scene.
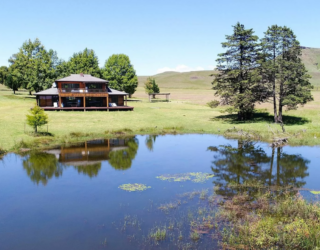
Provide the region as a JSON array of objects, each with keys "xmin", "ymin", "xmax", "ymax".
[{"xmin": 1, "ymin": 0, "xmax": 320, "ymax": 75}]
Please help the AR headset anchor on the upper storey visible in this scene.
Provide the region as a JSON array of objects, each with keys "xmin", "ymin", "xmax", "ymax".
[{"xmin": 55, "ymin": 74, "xmax": 109, "ymax": 94}]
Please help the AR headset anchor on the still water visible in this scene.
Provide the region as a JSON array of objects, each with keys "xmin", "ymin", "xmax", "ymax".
[{"xmin": 0, "ymin": 135, "xmax": 319, "ymax": 249}]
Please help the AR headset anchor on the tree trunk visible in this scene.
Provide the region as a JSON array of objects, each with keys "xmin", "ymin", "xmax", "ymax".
[
  {"xmin": 276, "ymin": 147, "xmax": 281, "ymax": 186},
  {"xmin": 273, "ymin": 48, "xmax": 278, "ymax": 123},
  {"xmin": 35, "ymin": 126, "xmax": 37, "ymax": 133},
  {"xmin": 13, "ymin": 90, "xmax": 15, "ymax": 94},
  {"xmin": 129, "ymin": 94, "xmax": 132, "ymax": 98},
  {"xmin": 152, "ymin": 94, "xmax": 155, "ymax": 99},
  {"xmin": 269, "ymin": 147, "xmax": 275, "ymax": 186},
  {"xmin": 29, "ymin": 91, "xmax": 32, "ymax": 95}
]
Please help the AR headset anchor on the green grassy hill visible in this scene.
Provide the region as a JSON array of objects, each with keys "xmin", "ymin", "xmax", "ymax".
[
  {"xmin": 301, "ymin": 47, "xmax": 320, "ymax": 87},
  {"xmin": 138, "ymin": 48, "xmax": 320, "ymax": 89}
]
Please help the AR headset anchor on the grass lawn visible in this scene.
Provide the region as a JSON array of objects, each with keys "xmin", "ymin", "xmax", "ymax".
[{"xmin": 0, "ymin": 82, "xmax": 320, "ymax": 152}]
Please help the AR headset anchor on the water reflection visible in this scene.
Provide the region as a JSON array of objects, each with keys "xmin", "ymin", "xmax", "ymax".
[
  {"xmin": 22, "ymin": 137, "xmax": 139, "ymax": 184},
  {"xmin": 210, "ymin": 140, "xmax": 310, "ymax": 197},
  {"xmin": 145, "ymin": 135, "xmax": 158, "ymax": 151},
  {"xmin": 22, "ymin": 152, "xmax": 64, "ymax": 185}
]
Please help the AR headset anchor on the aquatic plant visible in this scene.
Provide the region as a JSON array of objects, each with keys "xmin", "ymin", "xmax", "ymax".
[
  {"xmin": 156, "ymin": 172, "xmax": 214, "ymax": 183},
  {"xmin": 149, "ymin": 228, "xmax": 167, "ymax": 241},
  {"xmin": 158, "ymin": 201, "xmax": 180, "ymax": 212},
  {"xmin": 200, "ymin": 189, "xmax": 208, "ymax": 200},
  {"xmin": 310, "ymin": 191, "xmax": 320, "ymax": 195},
  {"xmin": 118, "ymin": 183, "xmax": 151, "ymax": 192},
  {"xmin": 219, "ymin": 188, "xmax": 320, "ymax": 249},
  {"xmin": 190, "ymin": 231, "xmax": 200, "ymax": 241}
]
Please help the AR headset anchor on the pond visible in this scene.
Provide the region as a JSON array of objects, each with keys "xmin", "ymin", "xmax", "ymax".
[{"xmin": 0, "ymin": 134, "xmax": 319, "ymax": 249}]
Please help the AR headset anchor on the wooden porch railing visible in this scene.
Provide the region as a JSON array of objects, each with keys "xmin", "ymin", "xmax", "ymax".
[{"xmin": 58, "ymin": 88, "xmax": 108, "ymax": 93}]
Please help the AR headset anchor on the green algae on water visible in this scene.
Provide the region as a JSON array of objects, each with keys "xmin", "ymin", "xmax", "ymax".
[
  {"xmin": 310, "ymin": 191, "xmax": 320, "ymax": 195},
  {"xmin": 156, "ymin": 172, "xmax": 214, "ymax": 183},
  {"xmin": 118, "ymin": 183, "xmax": 151, "ymax": 192}
]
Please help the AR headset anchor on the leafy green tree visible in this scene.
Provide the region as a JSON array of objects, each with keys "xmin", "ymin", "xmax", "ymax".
[
  {"xmin": 0, "ymin": 66, "xmax": 8, "ymax": 84},
  {"xmin": 145, "ymin": 135, "xmax": 157, "ymax": 151},
  {"xmin": 26, "ymin": 105, "xmax": 48, "ymax": 133},
  {"xmin": 261, "ymin": 26, "xmax": 313, "ymax": 123},
  {"xmin": 144, "ymin": 77, "xmax": 160, "ymax": 98},
  {"xmin": 8, "ymin": 38, "xmax": 58, "ymax": 93},
  {"xmin": 68, "ymin": 48, "xmax": 101, "ymax": 77},
  {"xmin": 5, "ymin": 70, "xmax": 21, "ymax": 94},
  {"xmin": 212, "ymin": 23, "xmax": 266, "ymax": 120},
  {"xmin": 103, "ymin": 54, "xmax": 138, "ymax": 97},
  {"xmin": 108, "ymin": 137, "xmax": 139, "ymax": 170}
]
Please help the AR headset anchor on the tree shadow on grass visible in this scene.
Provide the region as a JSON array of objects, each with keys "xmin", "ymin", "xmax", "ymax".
[{"xmin": 210, "ymin": 112, "xmax": 310, "ymax": 126}]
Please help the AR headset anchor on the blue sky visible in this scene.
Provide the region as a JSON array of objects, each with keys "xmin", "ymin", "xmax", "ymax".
[{"xmin": 1, "ymin": 0, "xmax": 320, "ymax": 75}]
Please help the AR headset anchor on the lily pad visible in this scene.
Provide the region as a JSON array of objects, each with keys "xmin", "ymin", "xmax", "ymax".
[
  {"xmin": 310, "ymin": 191, "xmax": 320, "ymax": 195},
  {"xmin": 119, "ymin": 183, "xmax": 151, "ymax": 192},
  {"xmin": 156, "ymin": 172, "xmax": 214, "ymax": 183}
]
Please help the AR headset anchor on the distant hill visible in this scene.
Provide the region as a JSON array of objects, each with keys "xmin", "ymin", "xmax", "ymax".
[
  {"xmin": 138, "ymin": 70, "xmax": 217, "ymax": 90},
  {"xmin": 138, "ymin": 48, "xmax": 320, "ymax": 89},
  {"xmin": 301, "ymin": 47, "xmax": 320, "ymax": 86}
]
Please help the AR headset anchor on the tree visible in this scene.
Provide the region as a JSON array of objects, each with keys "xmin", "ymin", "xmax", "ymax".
[
  {"xmin": 68, "ymin": 48, "xmax": 101, "ymax": 77},
  {"xmin": 26, "ymin": 105, "xmax": 48, "ymax": 133},
  {"xmin": 0, "ymin": 66, "xmax": 8, "ymax": 84},
  {"xmin": 8, "ymin": 38, "xmax": 58, "ymax": 93},
  {"xmin": 144, "ymin": 77, "xmax": 160, "ymax": 98},
  {"xmin": 261, "ymin": 26, "xmax": 313, "ymax": 123},
  {"xmin": 212, "ymin": 23, "xmax": 266, "ymax": 120},
  {"xmin": 5, "ymin": 70, "xmax": 21, "ymax": 94},
  {"xmin": 103, "ymin": 54, "xmax": 138, "ymax": 97}
]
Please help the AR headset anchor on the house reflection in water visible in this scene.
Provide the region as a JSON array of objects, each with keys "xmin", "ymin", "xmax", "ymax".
[{"xmin": 46, "ymin": 139, "xmax": 130, "ymax": 167}]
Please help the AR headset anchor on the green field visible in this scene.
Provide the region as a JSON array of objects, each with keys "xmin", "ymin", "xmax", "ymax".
[
  {"xmin": 1, "ymin": 48, "xmax": 320, "ymax": 152},
  {"xmin": 1, "ymin": 80, "xmax": 320, "ymax": 152}
]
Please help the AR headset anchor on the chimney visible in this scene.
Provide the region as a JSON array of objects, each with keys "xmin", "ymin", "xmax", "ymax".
[{"xmin": 80, "ymin": 73, "xmax": 84, "ymax": 77}]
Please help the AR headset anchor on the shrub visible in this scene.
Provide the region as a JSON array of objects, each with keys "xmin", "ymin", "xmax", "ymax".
[
  {"xmin": 26, "ymin": 105, "xmax": 48, "ymax": 133},
  {"xmin": 207, "ymin": 100, "xmax": 220, "ymax": 108}
]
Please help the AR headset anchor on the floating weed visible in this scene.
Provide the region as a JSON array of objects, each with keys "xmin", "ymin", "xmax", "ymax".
[
  {"xmin": 118, "ymin": 183, "xmax": 151, "ymax": 192},
  {"xmin": 159, "ymin": 202, "xmax": 180, "ymax": 212},
  {"xmin": 200, "ymin": 189, "xmax": 208, "ymax": 200},
  {"xmin": 190, "ymin": 231, "xmax": 200, "ymax": 241},
  {"xmin": 149, "ymin": 227, "xmax": 167, "ymax": 241},
  {"xmin": 156, "ymin": 172, "xmax": 214, "ymax": 183},
  {"xmin": 310, "ymin": 191, "xmax": 320, "ymax": 195}
]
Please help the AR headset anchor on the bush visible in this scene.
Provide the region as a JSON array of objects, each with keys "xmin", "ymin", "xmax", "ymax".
[
  {"xmin": 207, "ymin": 100, "xmax": 220, "ymax": 108},
  {"xmin": 26, "ymin": 105, "xmax": 48, "ymax": 133}
]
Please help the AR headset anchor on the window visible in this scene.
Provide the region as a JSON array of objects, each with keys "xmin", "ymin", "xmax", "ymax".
[
  {"xmin": 86, "ymin": 83, "xmax": 103, "ymax": 89},
  {"xmin": 62, "ymin": 83, "xmax": 80, "ymax": 89}
]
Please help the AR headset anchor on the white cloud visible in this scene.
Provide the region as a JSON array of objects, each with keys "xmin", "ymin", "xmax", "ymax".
[
  {"xmin": 207, "ymin": 65, "xmax": 216, "ymax": 70},
  {"xmin": 156, "ymin": 65, "xmax": 205, "ymax": 74}
]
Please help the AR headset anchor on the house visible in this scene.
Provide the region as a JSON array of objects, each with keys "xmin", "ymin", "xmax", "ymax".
[{"xmin": 34, "ymin": 74, "xmax": 133, "ymax": 111}]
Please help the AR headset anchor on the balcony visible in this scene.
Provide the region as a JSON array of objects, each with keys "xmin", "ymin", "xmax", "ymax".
[
  {"xmin": 58, "ymin": 88, "xmax": 107, "ymax": 93},
  {"xmin": 58, "ymin": 88, "xmax": 108, "ymax": 97}
]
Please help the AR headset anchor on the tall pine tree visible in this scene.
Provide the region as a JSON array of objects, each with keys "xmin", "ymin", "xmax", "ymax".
[
  {"xmin": 261, "ymin": 26, "xmax": 313, "ymax": 123},
  {"xmin": 212, "ymin": 23, "xmax": 263, "ymax": 120}
]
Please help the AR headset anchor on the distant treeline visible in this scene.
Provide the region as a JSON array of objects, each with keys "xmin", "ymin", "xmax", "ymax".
[{"xmin": 0, "ymin": 39, "xmax": 138, "ymax": 96}]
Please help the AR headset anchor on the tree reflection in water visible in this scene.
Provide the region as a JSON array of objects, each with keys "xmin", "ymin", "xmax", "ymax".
[
  {"xmin": 22, "ymin": 152, "xmax": 65, "ymax": 186},
  {"xmin": 22, "ymin": 137, "xmax": 139, "ymax": 185},
  {"xmin": 210, "ymin": 140, "xmax": 309, "ymax": 197},
  {"xmin": 108, "ymin": 137, "xmax": 139, "ymax": 170},
  {"xmin": 73, "ymin": 163, "xmax": 102, "ymax": 178},
  {"xmin": 145, "ymin": 135, "xmax": 157, "ymax": 152}
]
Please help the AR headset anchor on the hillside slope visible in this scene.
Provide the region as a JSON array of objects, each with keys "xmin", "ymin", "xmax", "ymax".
[{"xmin": 138, "ymin": 48, "xmax": 320, "ymax": 89}]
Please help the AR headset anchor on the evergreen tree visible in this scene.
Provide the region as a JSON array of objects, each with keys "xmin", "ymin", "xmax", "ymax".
[
  {"xmin": 212, "ymin": 23, "xmax": 264, "ymax": 120},
  {"xmin": 68, "ymin": 48, "xmax": 101, "ymax": 77},
  {"xmin": 26, "ymin": 105, "xmax": 49, "ymax": 133},
  {"xmin": 103, "ymin": 54, "xmax": 138, "ymax": 97},
  {"xmin": 261, "ymin": 26, "xmax": 313, "ymax": 123}
]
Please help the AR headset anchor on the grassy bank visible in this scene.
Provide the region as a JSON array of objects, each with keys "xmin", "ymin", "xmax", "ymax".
[{"xmin": 0, "ymin": 83, "xmax": 320, "ymax": 152}]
